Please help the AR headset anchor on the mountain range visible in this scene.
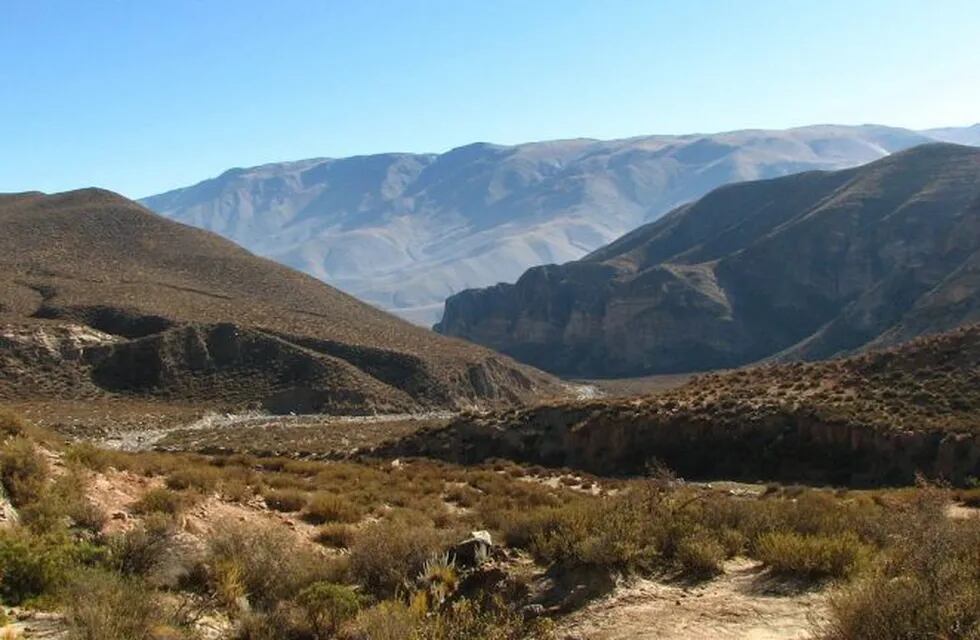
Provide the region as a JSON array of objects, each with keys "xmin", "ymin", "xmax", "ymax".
[
  {"xmin": 435, "ymin": 144, "xmax": 980, "ymax": 377},
  {"xmin": 0, "ymin": 189, "xmax": 560, "ymax": 413},
  {"xmin": 141, "ymin": 124, "xmax": 979, "ymax": 325}
]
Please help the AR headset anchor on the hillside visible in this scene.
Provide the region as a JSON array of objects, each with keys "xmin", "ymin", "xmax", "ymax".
[
  {"xmin": 383, "ymin": 323, "xmax": 980, "ymax": 485},
  {"xmin": 142, "ymin": 124, "xmax": 946, "ymax": 324},
  {"xmin": 0, "ymin": 189, "xmax": 560, "ymax": 413},
  {"xmin": 436, "ymin": 144, "xmax": 980, "ymax": 377}
]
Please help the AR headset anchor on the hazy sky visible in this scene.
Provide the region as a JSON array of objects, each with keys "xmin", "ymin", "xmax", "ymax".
[{"xmin": 2, "ymin": 0, "xmax": 978, "ymax": 198}]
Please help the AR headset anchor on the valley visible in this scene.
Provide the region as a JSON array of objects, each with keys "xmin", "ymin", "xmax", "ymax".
[{"xmin": 2, "ymin": 134, "xmax": 979, "ymax": 640}]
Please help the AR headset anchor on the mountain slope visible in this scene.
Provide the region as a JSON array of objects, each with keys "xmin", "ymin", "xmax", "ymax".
[
  {"xmin": 383, "ymin": 323, "xmax": 980, "ymax": 485},
  {"xmin": 0, "ymin": 189, "xmax": 560, "ymax": 412},
  {"xmin": 435, "ymin": 144, "xmax": 980, "ymax": 377},
  {"xmin": 142, "ymin": 125, "xmax": 941, "ymax": 324}
]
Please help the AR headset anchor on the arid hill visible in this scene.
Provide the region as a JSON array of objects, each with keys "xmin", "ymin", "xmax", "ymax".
[
  {"xmin": 436, "ymin": 144, "xmax": 980, "ymax": 377},
  {"xmin": 381, "ymin": 323, "xmax": 980, "ymax": 485},
  {"xmin": 0, "ymin": 189, "xmax": 560, "ymax": 413}
]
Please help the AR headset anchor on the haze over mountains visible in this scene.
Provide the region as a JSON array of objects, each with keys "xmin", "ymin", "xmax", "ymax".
[
  {"xmin": 436, "ymin": 144, "xmax": 980, "ymax": 377},
  {"xmin": 142, "ymin": 124, "xmax": 978, "ymax": 325},
  {"xmin": 0, "ymin": 189, "xmax": 559, "ymax": 413}
]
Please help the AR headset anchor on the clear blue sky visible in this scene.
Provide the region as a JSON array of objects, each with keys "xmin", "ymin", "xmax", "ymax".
[{"xmin": 2, "ymin": 0, "xmax": 978, "ymax": 198}]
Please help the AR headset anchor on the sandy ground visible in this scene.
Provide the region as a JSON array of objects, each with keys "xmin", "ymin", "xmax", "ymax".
[{"xmin": 556, "ymin": 559, "xmax": 830, "ymax": 640}]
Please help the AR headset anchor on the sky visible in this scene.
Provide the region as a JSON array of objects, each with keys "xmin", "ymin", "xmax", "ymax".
[{"xmin": 1, "ymin": 0, "xmax": 978, "ymax": 199}]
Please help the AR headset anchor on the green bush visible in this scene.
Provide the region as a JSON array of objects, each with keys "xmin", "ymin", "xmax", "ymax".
[
  {"xmin": 20, "ymin": 471, "xmax": 107, "ymax": 534},
  {"xmin": 0, "ymin": 527, "xmax": 100, "ymax": 605},
  {"xmin": 0, "ymin": 437, "xmax": 49, "ymax": 507},
  {"xmin": 294, "ymin": 581, "xmax": 360, "ymax": 638},
  {"xmin": 756, "ymin": 531, "xmax": 871, "ymax": 579}
]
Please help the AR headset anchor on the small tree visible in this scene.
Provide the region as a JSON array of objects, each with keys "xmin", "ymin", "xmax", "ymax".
[{"xmin": 295, "ymin": 581, "xmax": 359, "ymax": 638}]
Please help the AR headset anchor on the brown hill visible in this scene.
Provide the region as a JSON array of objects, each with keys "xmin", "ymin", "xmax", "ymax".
[
  {"xmin": 379, "ymin": 324, "xmax": 980, "ymax": 485},
  {"xmin": 436, "ymin": 143, "xmax": 980, "ymax": 377},
  {"xmin": 0, "ymin": 189, "xmax": 560, "ymax": 413}
]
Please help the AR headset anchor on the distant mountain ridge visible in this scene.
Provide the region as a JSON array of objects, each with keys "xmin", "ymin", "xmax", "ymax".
[
  {"xmin": 142, "ymin": 124, "xmax": 977, "ymax": 325},
  {"xmin": 435, "ymin": 144, "xmax": 980, "ymax": 377}
]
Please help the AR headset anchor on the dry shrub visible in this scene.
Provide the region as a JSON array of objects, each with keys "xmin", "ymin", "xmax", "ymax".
[
  {"xmin": 165, "ymin": 465, "xmax": 222, "ymax": 492},
  {"xmin": 820, "ymin": 491, "xmax": 980, "ymax": 640},
  {"xmin": 263, "ymin": 489, "xmax": 308, "ymax": 512},
  {"xmin": 205, "ymin": 520, "xmax": 344, "ymax": 611},
  {"xmin": 349, "ymin": 521, "xmax": 448, "ymax": 598},
  {"xmin": 675, "ymin": 531, "xmax": 726, "ymax": 577},
  {"xmin": 315, "ymin": 523, "xmax": 356, "ymax": 549},
  {"xmin": 63, "ymin": 569, "xmax": 167, "ymax": 640},
  {"xmin": 304, "ymin": 492, "xmax": 363, "ymax": 524},
  {"xmin": 107, "ymin": 514, "xmax": 176, "ymax": 577},
  {"xmin": 130, "ymin": 488, "xmax": 193, "ymax": 516},
  {"xmin": 0, "ymin": 409, "xmax": 27, "ymax": 440},
  {"xmin": 756, "ymin": 531, "xmax": 872, "ymax": 579}
]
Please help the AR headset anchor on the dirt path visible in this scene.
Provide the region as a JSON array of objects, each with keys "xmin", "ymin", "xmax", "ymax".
[{"xmin": 556, "ymin": 559, "xmax": 829, "ymax": 640}]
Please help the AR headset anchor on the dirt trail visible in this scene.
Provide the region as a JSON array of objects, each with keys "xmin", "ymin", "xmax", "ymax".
[{"xmin": 557, "ymin": 559, "xmax": 829, "ymax": 640}]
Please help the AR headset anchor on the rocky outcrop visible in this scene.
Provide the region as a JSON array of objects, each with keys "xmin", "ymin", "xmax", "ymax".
[
  {"xmin": 379, "ymin": 324, "xmax": 980, "ymax": 486},
  {"xmin": 437, "ymin": 144, "xmax": 980, "ymax": 377}
]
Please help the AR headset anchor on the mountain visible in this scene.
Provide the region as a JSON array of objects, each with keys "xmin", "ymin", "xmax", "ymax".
[
  {"xmin": 923, "ymin": 123, "xmax": 980, "ymax": 146},
  {"xmin": 435, "ymin": 144, "xmax": 980, "ymax": 377},
  {"xmin": 382, "ymin": 323, "xmax": 980, "ymax": 485},
  {"xmin": 0, "ymin": 189, "xmax": 560, "ymax": 413},
  {"xmin": 142, "ymin": 124, "xmax": 945, "ymax": 325}
]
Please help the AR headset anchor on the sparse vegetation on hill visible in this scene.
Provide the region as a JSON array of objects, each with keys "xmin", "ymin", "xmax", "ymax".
[
  {"xmin": 0, "ymin": 189, "xmax": 561, "ymax": 415},
  {"xmin": 437, "ymin": 143, "xmax": 980, "ymax": 378},
  {"xmin": 381, "ymin": 324, "xmax": 980, "ymax": 485}
]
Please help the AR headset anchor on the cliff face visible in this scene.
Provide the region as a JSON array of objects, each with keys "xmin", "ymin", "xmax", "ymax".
[{"xmin": 436, "ymin": 144, "xmax": 980, "ymax": 377}]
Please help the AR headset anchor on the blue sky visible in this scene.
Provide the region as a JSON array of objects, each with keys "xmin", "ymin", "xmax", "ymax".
[{"xmin": 1, "ymin": 0, "xmax": 978, "ymax": 198}]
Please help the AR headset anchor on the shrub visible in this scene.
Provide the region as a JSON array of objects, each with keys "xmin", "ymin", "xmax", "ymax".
[
  {"xmin": 294, "ymin": 581, "xmax": 360, "ymax": 638},
  {"xmin": 0, "ymin": 409, "xmax": 27, "ymax": 440},
  {"xmin": 130, "ymin": 488, "xmax": 191, "ymax": 516},
  {"xmin": 349, "ymin": 522, "xmax": 448, "ymax": 598},
  {"xmin": 63, "ymin": 443, "xmax": 123, "ymax": 472},
  {"xmin": 20, "ymin": 472, "xmax": 107, "ymax": 535},
  {"xmin": 107, "ymin": 514, "xmax": 175, "ymax": 577},
  {"xmin": 63, "ymin": 569, "xmax": 164, "ymax": 640},
  {"xmin": 756, "ymin": 531, "xmax": 872, "ymax": 579},
  {"xmin": 0, "ymin": 527, "xmax": 99, "ymax": 605},
  {"xmin": 205, "ymin": 521, "xmax": 343, "ymax": 611},
  {"xmin": 0, "ymin": 437, "xmax": 49, "ymax": 507},
  {"xmin": 314, "ymin": 523, "xmax": 356, "ymax": 549},
  {"xmin": 820, "ymin": 493, "xmax": 980, "ymax": 640},
  {"xmin": 304, "ymin": 493, "xmax": 364, "ymax": 525},
  {"xmin": 165, "ymin": 466, "xmax": 221, "ymax": 492},
  {"xmin": 675, "ymin": 532, "xmax": 725, "ymax": 577},
  {"xmin": 263, "ymin": 489, "xmax": 308, "ymax": 512},
  {"xmin": 352, "ymin": 600, "xmax": 418, "ymax": 640}
]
